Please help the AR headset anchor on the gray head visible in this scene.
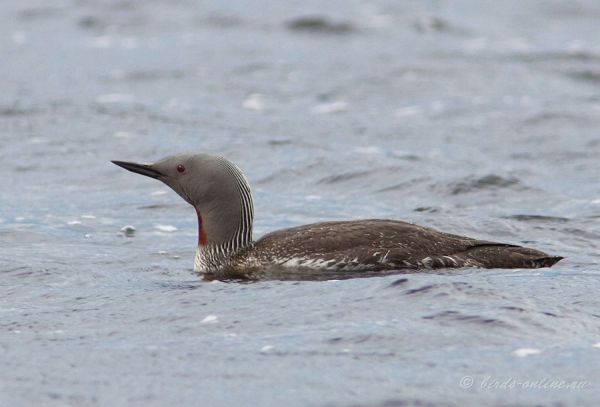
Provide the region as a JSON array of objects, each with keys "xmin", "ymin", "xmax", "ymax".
[{"xmin": 112, "ymin": 154, "xmax": 254, "ymax": 250}]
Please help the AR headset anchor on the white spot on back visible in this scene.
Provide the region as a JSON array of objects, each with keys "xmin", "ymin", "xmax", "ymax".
[
  {"xmin": 443, "ymin": 255, "xmax": 458, "ymax": 266},
  {"xmin": 421, "ymin": 256, "xmax": 433, "ymax": 268}
]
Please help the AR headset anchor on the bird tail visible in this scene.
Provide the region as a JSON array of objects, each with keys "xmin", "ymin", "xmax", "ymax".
[
  {"xmin": 531, "ymin": 256, "xmax": 563, "ymax": 268},
  {"xmin": 460, "ymin": 244, "xmax": 564, "ymax": 269}
]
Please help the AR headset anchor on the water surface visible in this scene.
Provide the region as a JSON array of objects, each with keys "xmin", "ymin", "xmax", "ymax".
[{"xmin": 1, "ymin": 0, "xmax": 600, "ymax": 406}]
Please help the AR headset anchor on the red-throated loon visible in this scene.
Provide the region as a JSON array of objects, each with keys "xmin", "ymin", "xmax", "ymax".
[{"xmin": 112, "ymin": 154, "xmax": 563, "ymax": 279}]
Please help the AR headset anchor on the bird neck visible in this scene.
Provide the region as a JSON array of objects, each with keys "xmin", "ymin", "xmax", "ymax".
[{"xmin": 193, "ymin": 162, "xmax": 254, "ymax": 273}]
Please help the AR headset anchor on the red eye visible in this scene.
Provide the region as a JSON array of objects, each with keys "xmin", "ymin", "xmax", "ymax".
[{"xmin": 177, "ymin": 164, "xmax": 185, "ymax": 173}]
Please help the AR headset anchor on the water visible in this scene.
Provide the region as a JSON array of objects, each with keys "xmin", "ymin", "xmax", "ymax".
[{"xmin": 1, "ymin": 0, "xmax": 600, "ymax": 405}]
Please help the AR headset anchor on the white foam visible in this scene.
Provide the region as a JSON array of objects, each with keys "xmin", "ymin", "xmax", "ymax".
[
  {"xmin": 28, "ymin": 137, "xmax": 47, "ymax": 144},
  {"xmin": 304, "ymin": 195, "xmax": 322, "ymax": 201},
  {"xmin": 311, "ymin": 101, "xmax": 348, "ymax": 114},
  {"xmin": 113, "ymin": 131, "xmax": 134, "ymax": 139},
  {"xmin": 242, "ymin": 93, "xmax": 265, "ymax": 111},
  {"xmin": 354, "ymin": 146, "xmax": 382, "ymax": 155},
  {"xmin": 154, "ymin": 225, "xmax": 178, "ymax": 232},
  {"xmin": 201, "ymin": 315, "xmax": 218, "ymax": 324},
  {"xmin": 396, "ymin": 105, "xmax": 421, "ymax": 117},
  {"xmin": 512, "ymin": 348, "xmax": 541, "ymax": 357}
]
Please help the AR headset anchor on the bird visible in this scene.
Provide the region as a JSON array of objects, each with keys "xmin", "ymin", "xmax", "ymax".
[{"xmin": 112, "ymin": 154, "xmax": 563, "ymax": 280}]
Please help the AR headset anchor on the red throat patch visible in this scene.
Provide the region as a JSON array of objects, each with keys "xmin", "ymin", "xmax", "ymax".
[{"xmin": 195, "ymin": 208, "xmax": 207, "ymax": 246}]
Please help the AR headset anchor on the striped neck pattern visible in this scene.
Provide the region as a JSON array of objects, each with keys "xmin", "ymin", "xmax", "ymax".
[{"xmin": 194, "ymin": 159, "xmax": 254, "ymax": 273}]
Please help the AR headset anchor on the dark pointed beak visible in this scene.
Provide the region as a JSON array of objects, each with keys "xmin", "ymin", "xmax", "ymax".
[{"xmin": 111, "ymin": 160, "xmax": 165, "ymax": 179}]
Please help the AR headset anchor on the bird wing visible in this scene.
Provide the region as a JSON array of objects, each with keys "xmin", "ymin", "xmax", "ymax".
[{"xmin": 255, "ymin": 219, "xmax": 559, "ymax": 270}]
